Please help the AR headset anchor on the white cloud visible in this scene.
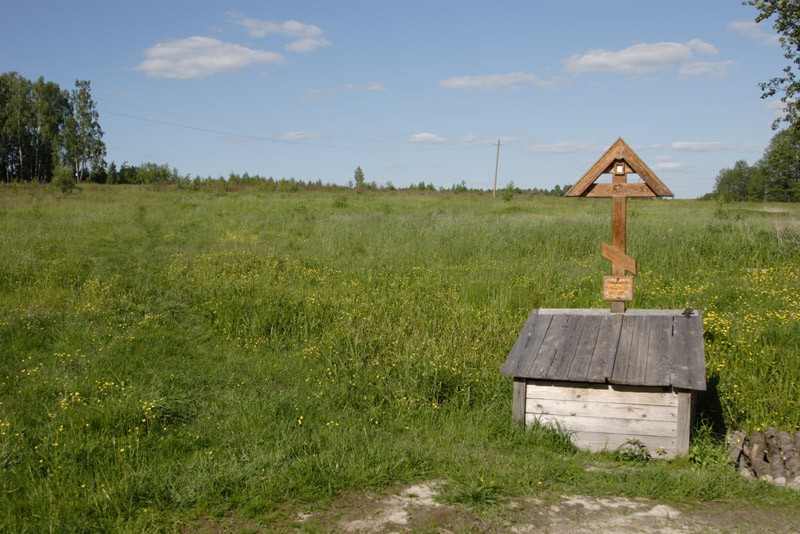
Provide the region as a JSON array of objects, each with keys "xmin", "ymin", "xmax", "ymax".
[
  {"xmin": 652, "ymin": 161, "xmax": 690, "ymax": 171},
  {"xmin": 410, "ymin": 133, "xmax": 448, "ymax": 144},
  {"xmin": 729, "ymin": 20, "xmax": 780, "ymax": 45},
  {"xmin": 133, "ymin": 36, "xmax": 284, "ymax": 80},
  {"xmin": 672, "ymin": 141, "xmax": 763, "ymax": 152},
  {"xmin": 687, "ymin": 38, "xmax": 718, "ymax": 56},
  {"xmin": 300, "ymin": 82, "xmax": 386, "ymax": 100},
  {"xmin": 232, "ymin": 16, "xmax": 324, "ymax": 38},
  {"xmin": 679, "ymin": 60, "xmax": 737, "ymax": 79},
  {"xmin": 439, "ymin": 72, "xmax": 557, "ymax": 91},
  {"xmin": 526, "ymin": 141, "xmax": 604, "ymax": 154},
  {"xmin": 286, "ymin": 37, "xmax": 332, "ymax": 53},
  {"xmin": 563, "ymin": 39, "xmax": 733, "ymax": 78},
  {"xmin": 229, "ymin": 14, "xmax": 332, "ymax": 53},
  {"xmin": 347, "ymin": 82, "xmax": 386, "ymax": 92},
  {"xmin": 278, "ymin": 131, "xmax": 322, "ymax": 142}
]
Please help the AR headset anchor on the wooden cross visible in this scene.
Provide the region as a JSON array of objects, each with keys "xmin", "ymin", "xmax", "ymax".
[{"xmin": 565, "ymin": 138, "xmax": 674, "ymax": 313}]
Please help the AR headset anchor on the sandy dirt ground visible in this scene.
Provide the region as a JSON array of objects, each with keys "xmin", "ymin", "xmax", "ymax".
[{"xmin": 287, "ymin": 481, "xmax": 800, "ymax": 534}]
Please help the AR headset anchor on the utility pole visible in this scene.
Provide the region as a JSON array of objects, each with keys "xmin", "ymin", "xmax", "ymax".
[{"xmin": 493, "ymin": 139, "xmax": 501, "ymax": 197}]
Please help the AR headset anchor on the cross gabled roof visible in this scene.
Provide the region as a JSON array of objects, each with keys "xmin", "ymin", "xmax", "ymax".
[{"xmin": 566, "ymin": 137, "xmax": 674, "ymax": 197}]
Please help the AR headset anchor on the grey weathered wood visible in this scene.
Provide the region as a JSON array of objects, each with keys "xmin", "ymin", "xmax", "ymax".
[
  {"xmin": 531, "ymin": 314, "xmax": 569, "ymax": 377},
  {"xmin": 765, "ymin": 428, "xmax": 787, "ymax": 485},
  {"xmin": 501, "ymin": 309, "xmax": 705, "ymax": 391},
  {"xmin": 670, "ymin": 311, "xmax": 706, "ymax": 390},
  {"xmin": 500, "ymin": 309, "xmax": 540, "ymax": 376},
  {"xmin": 599, "ymin": 313, "xmax": 623, "ymax": 381},
  {"xmin": 611, "ymin": 313, "xmax": 635, "ymax": 382},
  {"xmin": 531, "ymin": 414, "xmax": 676, "ymax": 437},
  {"xmin": 728, "ymin": 430, "xmax": 747, "ymax": 463},
  {"xmin": 519, "ymin": 313, "xmax": 554, "ymax": 378},
  {"xmin": 545, "ymin": 315, "xmax": 584, "ymax": 381},
  {"xmin": 778, "ymin": 431, "xmax": 800, "ymax": 480},
  {"xmin": 567, "ymin": 432, "xmax": 677, "ymax": 455},
  {"xmin": 537, "ymin": 308, "xmax": 688, "ymax": 316},
  {"xmin": 523, "ymin": 379, "xmax": 689, "ymax": 458},
  {"xmin": 623, "ymin": 315, "xmax": 651, "ymax": 385},
  {"xmin": 528, "ymin": 397, "xmax": 677, "ymax": 422},
  {"xmin": 675, "ymin": 390, "xmax": 693, "ymax": 454},
  {"xmin": 645, "ymin": 315, "xmax": 673, "ymax": 387},
  {"xmin": 502, "ymin": 308, "xmax": 705, "ymax": 458},
  {"xmin": 567, "ymin": 315, "xmax": 603, "ymax": 382},
  {"xmin": 749, "ymin": 432, "xmax": 772, "ymax": 482},
  {"xmin": 526, "ymin": 381, "xmax": 678, "ymax": 406},
  {"xmin": 512, "ymin": 377, "xmax": 527, "ymax": 423}
]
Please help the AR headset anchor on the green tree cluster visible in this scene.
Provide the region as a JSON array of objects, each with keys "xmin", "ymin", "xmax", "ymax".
[
  {"xmin": 713, "ymin": 129, "xmax": 800, "ymax": 202},
  {"xmin": 749, "ymin": 0, "xmax": 800, "ymax": 138},
  {"xmin": 0, "ymin": 72, "xmax": 105, "ymax": 183}
]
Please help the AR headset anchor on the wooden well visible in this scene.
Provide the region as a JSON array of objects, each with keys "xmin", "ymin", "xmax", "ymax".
[
  {"xmin": 501, "ymin": 309, "xmax": 706, "ymax": 458},
  {"xmin": 500, "ymin": 138, "xmax": 707, "ymax": 457}
]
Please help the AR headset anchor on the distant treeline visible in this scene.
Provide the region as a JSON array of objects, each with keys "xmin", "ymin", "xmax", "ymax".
[
  {"xmin": 708, "ymin": 129, "xmax": 800, "ymax": 202},
  {"xmin": 81, "ymin": 162, "xmax": 571, "ymax": 196}
]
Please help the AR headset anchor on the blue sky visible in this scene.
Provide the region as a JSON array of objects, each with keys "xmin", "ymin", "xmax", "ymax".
[{"xmin": 1, "ymin": 1, "xmax": 788, "ymax": 197}]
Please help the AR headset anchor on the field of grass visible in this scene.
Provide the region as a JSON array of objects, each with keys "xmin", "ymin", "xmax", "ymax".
[{"xmin": 1, "ymin": 184, "xmax": 799, "ymax": 531}]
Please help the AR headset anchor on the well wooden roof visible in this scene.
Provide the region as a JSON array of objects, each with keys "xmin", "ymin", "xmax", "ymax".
[{"xmin": 500, "ymin": 308, "xmax": 706, "ymax": 391}]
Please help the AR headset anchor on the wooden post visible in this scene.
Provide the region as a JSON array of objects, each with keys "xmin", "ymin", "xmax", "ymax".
[
  {"xmin": 493, "ymin": 139, "xmax": 500, "ymax": 198},
  {"xmin": 611, "ymin": 163, "xmax": 627, "ymax": 313}
]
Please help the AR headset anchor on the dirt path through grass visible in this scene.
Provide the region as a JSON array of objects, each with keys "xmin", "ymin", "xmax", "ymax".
[{"xmin": 288, "ymin": 481, "xmax": 798, "ymax": 533}]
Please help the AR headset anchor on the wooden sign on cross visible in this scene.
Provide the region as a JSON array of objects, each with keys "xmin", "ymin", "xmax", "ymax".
[{"xmin": 566, "ymin": 138, "xmax": 674, "ymax": 312}]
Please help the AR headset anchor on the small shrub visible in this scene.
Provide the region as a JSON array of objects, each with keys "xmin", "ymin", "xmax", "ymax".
[
  {"xmin": 613, "ymin": 438, "xmax": 652, "ymax": 463},
  {"xmin": 688, "ymin": 423, "xmax": 730, "ymax": 469},
  {"xmin": 52, "ymin": 166, "xmax": 76, "ymax": 194},
  {"xmin": 501, "ymin": 181, "xmax": 515, "ymax": 201}
]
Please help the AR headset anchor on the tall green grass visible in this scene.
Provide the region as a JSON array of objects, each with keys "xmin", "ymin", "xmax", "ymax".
[{"xmin": 0, "ymin": 185, "xmax": 798, "ymax": 530}]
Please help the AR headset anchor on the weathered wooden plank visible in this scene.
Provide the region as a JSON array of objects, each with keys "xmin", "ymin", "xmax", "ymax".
[
  {"xmin": 675, "ymin": 390, "xmax": 694, "ymax": 454},
  {"xmin": 566, "ymin": 315, "xmax": 603, "ymax": 382},
  {"xmin": 527, "ymin": 398, "xmax": 678, "ymax": 422},
  {"xmin": 526, "ymin": 380, "xmax": 678, "ymax": 407},
  {"xmin": 601, "ymin": 242, "xmax": 637, "ymax": 274},
  {"xmin": 644, "ymin": 315, "xmax": 673, "ymax": 386},
  {"xmin": 599, "ymin": 313, "xmax": 623, "ymax": 381},
  {"xmin": 568, "ymin": 432, "xmax": 678, "ymax": 457},
  {"xmin": 528, "ymin": 414, "xmax": 677, "ymax": 437},
  {"xmin": 544, "ymin": 315, "xmax": 585, "ymax": 381},
  {"xmin": 611, "ymin": 314, "xmax": 635, "ymax": 381},
  {"xmin": 625, "ymin": 315, "xmax": 650, "ymax": 384},
  {"xmin": 500, "ymin": 309, "xmax": 540, "ymax": 376},
  {"xmin": 585, "ymin": 182, "xmax": 657, "ymax": 198},
  {"xmin": 538, "ymin": 308, "xmax": 609, "ymax": 315},
  {"xmin": 512, "ymin": 377, "xmax": 526, "ymax": 423},
  {"xmin": 537, "ymin": 309, "xmax": 687, "ymax": 316},
  {"xmin": 517, "ymin": 313, "xmax": 554, "ymax": 378},
  {"xmin": 670, "ymin": 311, "xmax": 706, "ymax": 391},
  {"xmin": 529, "ymin": 314, "xmax": 569, "ymax": 377}
]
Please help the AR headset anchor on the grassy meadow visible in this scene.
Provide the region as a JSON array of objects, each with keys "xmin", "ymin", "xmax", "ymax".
[{"xmin": 1, "ymin": 184, "xmax": 799, "ymax": 530}]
